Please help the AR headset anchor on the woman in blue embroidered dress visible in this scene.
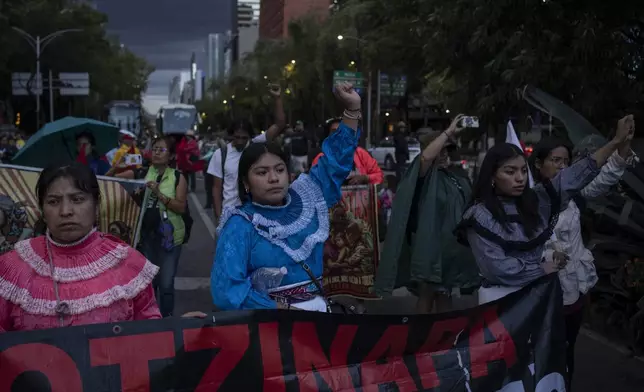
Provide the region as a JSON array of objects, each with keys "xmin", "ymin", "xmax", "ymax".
[{"xmin": 211, "ymin": 82, "xmax": 361, "ymax": 311}]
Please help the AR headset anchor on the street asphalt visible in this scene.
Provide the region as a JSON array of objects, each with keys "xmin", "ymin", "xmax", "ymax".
[{"xmin": 174, "ymin": 175, "xmax": 644, "ymax": 391}]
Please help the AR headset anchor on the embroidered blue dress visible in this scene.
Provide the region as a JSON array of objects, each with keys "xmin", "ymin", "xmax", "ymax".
[{"xmin": 211, "ymin": 122, "xmax": 358, "ymax": 310}]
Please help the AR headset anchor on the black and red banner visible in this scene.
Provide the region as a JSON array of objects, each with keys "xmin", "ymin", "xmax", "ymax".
[{"xmin": 0, "ymin": 276, "xmax": 566, "ymax": 392}]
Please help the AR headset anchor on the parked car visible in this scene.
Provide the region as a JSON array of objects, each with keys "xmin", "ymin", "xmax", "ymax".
[{"xmin": 368, "ymin": 137, "xmax": 421, "ymax": 170}]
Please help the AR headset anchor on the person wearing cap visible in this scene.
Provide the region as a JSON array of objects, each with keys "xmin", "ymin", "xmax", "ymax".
[
  {"xmin": 106, "ymin": 129, "xmax": 132, "ymax": 164},
  {"xmin": 375, "ymin": 114, "xmax": 480, "ymax": 313},
  {"xmin": 111, "ymin": 130, "xmax": 142, "ymax": 174}
]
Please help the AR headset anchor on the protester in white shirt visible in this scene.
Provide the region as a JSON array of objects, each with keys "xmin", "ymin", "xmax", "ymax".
[
  {"xmin": 530, "ymin": 115, "xmax": 634, "ymax": 391},
  {"xmin": 208, "ymin": 85, "xmax": 285, "ymax": 220}
]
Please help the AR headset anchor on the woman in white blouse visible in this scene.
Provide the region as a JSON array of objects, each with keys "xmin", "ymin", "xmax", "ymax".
[{"xmin": 530, "ymin": 115, "xmax": 634, "ymax": 390}]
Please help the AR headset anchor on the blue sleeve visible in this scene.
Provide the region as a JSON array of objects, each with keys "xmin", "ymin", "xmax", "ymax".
[
  {"xmin": 210, "ymin": 216, "xmax": 277, "ymax": 310},
  {"xmin": 309, "ymin": 122, "xmax": 359, "ymax": 207}
]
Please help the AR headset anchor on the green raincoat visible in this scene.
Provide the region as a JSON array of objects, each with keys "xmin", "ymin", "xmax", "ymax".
[{"xmin": 374, "ymin": 157, "xmax": 481, "ymax": 296}]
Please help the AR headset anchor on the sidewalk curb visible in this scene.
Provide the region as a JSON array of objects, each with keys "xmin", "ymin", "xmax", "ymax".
[
  {"xmin": 580, "ymin": 327, "xmax": 644, "ymax": 363},
  {"xmin": 188, "ymin": 193, "xmax": 216, "ymax": 240}
]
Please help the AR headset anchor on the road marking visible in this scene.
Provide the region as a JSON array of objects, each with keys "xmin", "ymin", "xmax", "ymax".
[
  {"xmin": 580, "ymin": 327, "xmax": 644, "ymax": 363},
  {"xmin": 188, "ymin": 192, "xmax": 216, "ymax": 239},
  {"xmin": 175, "ymin": 277, "xmax": 211, "ymax": 291}
]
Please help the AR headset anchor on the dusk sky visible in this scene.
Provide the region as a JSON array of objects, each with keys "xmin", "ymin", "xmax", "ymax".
[{"xmin": 93, "ymin": 0, "xmax": 235, "ymax": 112}]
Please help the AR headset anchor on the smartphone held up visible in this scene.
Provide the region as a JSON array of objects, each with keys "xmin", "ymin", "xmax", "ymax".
[{"xmin": 460, "ymin": 116, "xmax": 480, "ymax": 128}]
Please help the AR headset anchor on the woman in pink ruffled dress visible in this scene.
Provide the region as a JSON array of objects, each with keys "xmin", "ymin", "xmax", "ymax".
[{"xmin": 0, "ymin": 162, "xmax": 161, "ymax": 332}]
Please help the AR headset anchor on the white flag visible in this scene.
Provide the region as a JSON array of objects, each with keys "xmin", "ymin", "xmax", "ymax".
[{"xmin": 506, "ymin": 121, "xmax": 535, "ymax": 188}]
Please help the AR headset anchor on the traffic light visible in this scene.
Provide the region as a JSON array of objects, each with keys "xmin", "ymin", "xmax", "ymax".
[{"xmin": 15, "ymin": 113, "xmax": 21, "ymax": 126}]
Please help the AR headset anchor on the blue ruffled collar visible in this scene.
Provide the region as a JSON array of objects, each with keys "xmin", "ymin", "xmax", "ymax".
[
  {"xmin": 217, "ymin": 174, "xmax": 330, "ymax": 262},
  {"xmin": 250, "ymin": 192, "xmax": 292, "ymax": 210}
]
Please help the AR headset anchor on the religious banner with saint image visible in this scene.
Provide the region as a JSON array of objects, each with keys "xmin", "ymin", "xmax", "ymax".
[
  {"xmin": 322, "ymin": 184, "xmax": 380, "ymax": 298},
  {"xmin": 0, "ymin": 164, "xmax": 147, "ymax": 254}
]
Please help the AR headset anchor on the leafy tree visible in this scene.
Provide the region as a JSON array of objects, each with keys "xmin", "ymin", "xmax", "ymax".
[
  {"xmin": 0, "ymin": 0, "xmax": 153, "ymax": 132},
  {"xmin": 361, "ymin": 0, "xmax": 644, "ymax": 134},
  {"xmin": 203, "ymin": 15, "xmax": 367, "ymax": 129},
  {"xmin": 295, "ymin": 0, "xmax": 644, "ymax": 138}
]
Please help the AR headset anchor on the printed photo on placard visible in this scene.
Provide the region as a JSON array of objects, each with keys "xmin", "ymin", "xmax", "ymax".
[
  {"xmin": 322, "ymin": 184, "xmax": 380, "ymax": 298},
  {"xmin": 0, "ymin": 165, "xmax": 147, "ymax": 253}
]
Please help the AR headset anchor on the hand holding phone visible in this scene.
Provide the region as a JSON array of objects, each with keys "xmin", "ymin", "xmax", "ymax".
[
  {"xmin": 268, "ymin": 83, "xmax": 281, "ymax": 97},
  {"xmin": 125, "ymin": 154, "xmax": 142, "ymax": 166},
  {"xmin": 460, "ymin": 116, "xmax": 480, "ymax": 128}
]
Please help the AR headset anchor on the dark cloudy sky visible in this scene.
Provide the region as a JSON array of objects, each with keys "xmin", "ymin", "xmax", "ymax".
[{"xmin": 93, "ymin": 0, "xmax": 235, "ymax": 112}]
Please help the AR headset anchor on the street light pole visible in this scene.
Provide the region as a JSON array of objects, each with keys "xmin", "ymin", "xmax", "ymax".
[
  {"xmin": 35, "ymin": 35, "xmax": 40, "ymax": 129},
  {"xmin": 11, "ymin": 27, "xmax": 82, "ymax": 128}
]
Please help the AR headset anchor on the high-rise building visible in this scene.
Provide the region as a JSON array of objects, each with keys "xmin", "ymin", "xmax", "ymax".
[
  {"xmin": 237, "ymin": 1, "xmax": 259, "ymax": 59},
  {"xmin": 206, "ymin": 33, "xmax": 227, "ymax": 82},
  {"xmin": 260, "ymin": 0, "xmax": 330, "ymax": 39},
  {"xmin": 238, "ymin": 24, "xmax": 259, "ymax": 59},
  {"xmin": 239, "ymin": 0, "xmax": 260, "ymax": 21},
  {"xmin": 168, "ymin": 70, "xmax": 203, "ymax": 104},
  {"xmin": 238, "ymin": 3, "xmax": 255, "ymax": 28},
  {"xmin": 168, "ymin": 76, "xmax": 182, "ymax": 104}
]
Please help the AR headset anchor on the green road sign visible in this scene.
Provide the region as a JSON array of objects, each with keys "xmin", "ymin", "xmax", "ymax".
[
  {"xmin": 333, "ymin": 70, "xmax": 364, "ymax": 89},
  {"xmin": 380, "ymin": 74, "xmax": 407, "ymax": 97}
]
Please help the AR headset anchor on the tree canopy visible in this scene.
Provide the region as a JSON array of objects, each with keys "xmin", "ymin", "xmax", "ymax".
[
  {"xmin": 209, "ymin": 0, "xmax": 644, "ymax": 138},
  {"xmin": 0, "ymin": 0, "xmax": 153, "ymax": 133}
]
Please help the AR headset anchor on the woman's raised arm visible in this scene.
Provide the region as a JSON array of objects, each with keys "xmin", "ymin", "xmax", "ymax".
[
  {"xmin": 309, "ymin": 83, "xmax": 361, "ymax": 207},
  {"xmin": 548, "ymin": 115, "xmax": 634, "ymax": 208}
]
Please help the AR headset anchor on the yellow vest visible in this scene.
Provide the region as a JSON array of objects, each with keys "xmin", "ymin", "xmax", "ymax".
[{"xmin": 145, "ymin": 167, "xmax": 185, "ymax": 246}]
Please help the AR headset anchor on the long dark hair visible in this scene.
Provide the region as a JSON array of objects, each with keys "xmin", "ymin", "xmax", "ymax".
[
  {"xmin": 237, "ymin": 142, "xmax": 290, "ymax": 202},
  {"xmin": 36, "ymin": 162, "xmax": 101, "ymax": 209},
  {"xmin": 530, "ymin": 137, "xmax": 588, "ymax": 216},
  {"xmin": 528, "ymin": 137, "xmax": 572, "ymax": 183},
  {"xmin": 472, "ymin": 143, "xmax": 541, "ymax": 237}
]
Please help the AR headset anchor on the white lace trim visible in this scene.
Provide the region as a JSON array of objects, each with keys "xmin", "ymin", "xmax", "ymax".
[
  {"xmin": 0, "ymin": 260, "xmax": 159, "ymax": 316},
  {"xmin": 14, "ymin": 240, "xmax": 130, "ymax": 283},
  {"xmin": 217, "ymin": 174, "xmax": 330, "ymax": 262},
  {"xmin": 251, "ymin": 193, "xmax": 292, "ymax": 209},
  {"xmin": 47, "ymin": 228, "xmax": 97, "ymax": 248}
]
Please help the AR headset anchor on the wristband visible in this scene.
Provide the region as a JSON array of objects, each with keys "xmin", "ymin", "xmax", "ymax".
[{"xmin": 343, "ymin": 109, "xmax": 362, "ymax": 120}]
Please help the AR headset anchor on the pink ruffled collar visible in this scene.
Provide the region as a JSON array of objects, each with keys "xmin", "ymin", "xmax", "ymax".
[
  {"xmin": 14, "ymin": 229, "xmax": 129, "ymax": 282},
  {"xmin": 0, "ymin": 232, "xmax": 159, "ymax": 316}
]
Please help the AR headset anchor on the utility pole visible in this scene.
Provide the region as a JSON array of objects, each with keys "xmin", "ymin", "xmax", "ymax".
[{"xmin": 11, "ymin": 27, "xmax": 81, "ymax": 128}]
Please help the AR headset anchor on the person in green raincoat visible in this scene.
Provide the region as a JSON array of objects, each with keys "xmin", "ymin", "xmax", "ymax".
[{"xmin": 375, "ymin": 114, "xmax": 481, "ymax": 313}]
